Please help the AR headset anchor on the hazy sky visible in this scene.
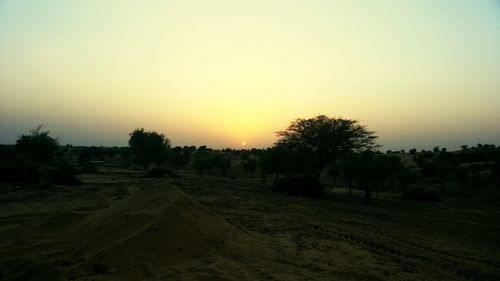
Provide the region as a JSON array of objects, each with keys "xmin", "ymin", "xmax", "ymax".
[{"xmin": 1, "ymin": 0, "xmax": 499, "ymax": 150}]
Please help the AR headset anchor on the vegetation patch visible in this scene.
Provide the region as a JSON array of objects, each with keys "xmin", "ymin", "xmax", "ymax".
[
  {"xmin": 144, "ymin": 168, "xmax": 180, "ymax": 178},
  {"xmin": 402, "ymin": 188, "xmax": 440, "ymax": 202},
  {"xmin": 273, "ymin": 177, "xmax": 325, "ymax": 197},
  {"xmin": 0, "ymin": 164, "xmax": 39, "ymax": 183},
  {"xmin": 41, "ymin": 167, "xmax": 81, "ymax": 186}
]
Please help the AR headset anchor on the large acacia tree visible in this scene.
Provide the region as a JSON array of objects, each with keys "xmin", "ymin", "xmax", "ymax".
[{"xmin": 276, "ymin": 115, "xmax": 377, "ymax": 180}]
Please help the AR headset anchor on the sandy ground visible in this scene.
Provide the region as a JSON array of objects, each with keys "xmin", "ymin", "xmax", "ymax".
[{"xmin": 1, "ymin": 171, "xmax": 499, "ymax": 281}]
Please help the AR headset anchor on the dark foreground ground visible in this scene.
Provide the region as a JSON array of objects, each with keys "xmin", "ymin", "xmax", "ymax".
[{"xmin": 1, "ymin": 170, "xmax": 499, "ymax": 281}]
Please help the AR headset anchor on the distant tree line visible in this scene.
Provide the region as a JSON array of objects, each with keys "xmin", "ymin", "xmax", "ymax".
[{"xmin": 1, "ymin": 119, "xmax": 500, "ymax": 204}]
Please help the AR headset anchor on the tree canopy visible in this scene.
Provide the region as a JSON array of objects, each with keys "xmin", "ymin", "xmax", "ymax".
[
  {"xmin": 128, "ymin": 128, "xmax": 171, "ymax": 169},
  {"xmin": 276, "ymin": 115, "xmax": 377, "ymax": 180},
  {"xmin": 16, "ymin": 125, "xmax": 59, "ymax": 165}
]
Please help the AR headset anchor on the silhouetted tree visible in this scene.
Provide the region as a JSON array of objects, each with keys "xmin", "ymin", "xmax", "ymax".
[
  {"xmin": 169, "ymin": 147, "xmax": 191, "ymax": 171},
  {"xmin": 257, "ymin": 145, "xmax": 297, "ymax": 182},
  {"xmin": 355, "ymin": 152, "xmax": 377, "ymax": 203},
  {"xmin": 207, "ymin": 154, "xmax": 220, "ymax": 175},
  {"xmin": 215, "ymin": 154, "xmax": 231, "ymax": 177},
  {"xmin": 493, "ymin": 150, "xmax": 500, "ymax": 187},
  {"xmin": 434, "ymin": 149, "xmax": 452, "ymax": 191},
  {"xmin": 0, "ymin": 145, "xmax": 16, "ymax": 164},
  {"xmin": 192, "ymin": 149, "xmax": 211, "ymax": 175},
  {"xmin": 469, "ymin": 163, "xmax": 482, "ymax": 191},
  {"xmin": 181, "ymin": 145, "xmax": 197, "ymax": 154},
  {"xmin": 242, "ymin": 156, "xmax": 258, "ymax": 181},
  {"xmin": 437, "ymin": 165, "xmax": 450, "ymax": 192},
  {"xmin": 77, "ymin": 148, "xmax": 99, "ymax": 173},
  {"xmin": 372, "ymin": 155, "xmax": 402, "ymax": 199},
  {"xmin": 432, "ymin": 146, "xmax": 440, "ymax": 154},
  {"xmin": 455, "ymin": 166, "xmax": 469, "ymax": 193},
  {"xmin": 16, "ymin": 125, "xmax": 59, "ymax": 165},
  {"xmin": 355, "ymin": 152, "xmax": 401, "ymax": 203},
  {"xmin": 327, "ymin": 162, "xmax": 341, "ymax": 186},
  {"xmin": 421, "ymin": 160, "xmax": 437, "ymax": 182},
  {"xmin": 395, "ymin": 166, "xmax": 416, "ymax": 194},
  {"xmin": 276, "ymin": 115, "xmax": 377, "ymax": 181},
  {"xmin": 78, "ymin": 149, "xmax": 92, "ymax": 166},
  {"xmin": 258, "ymin": 147, "xmax": 284, "ymax": 183},
  {"xmin": 340, "ymin": 157, "xmax": 358, "ymax": 197},
  {"xmin": 128, "ymin": 128, "xmax": 170, "ymax": 169}
]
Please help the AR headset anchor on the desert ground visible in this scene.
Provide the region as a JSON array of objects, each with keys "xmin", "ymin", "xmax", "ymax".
[{"xmin": 1, "ymin": 169, "xmax": 499, "ymax": 281}]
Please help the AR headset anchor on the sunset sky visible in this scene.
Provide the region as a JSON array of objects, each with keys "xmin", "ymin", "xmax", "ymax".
[{"xmin": 1, "ymin": 1, "xmax": 499, "ymax": 150}]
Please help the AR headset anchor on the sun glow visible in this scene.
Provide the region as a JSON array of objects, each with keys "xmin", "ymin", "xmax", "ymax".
[{"xmin": 0, "ymin": 1, "xmax": 499, "ymax": 149}]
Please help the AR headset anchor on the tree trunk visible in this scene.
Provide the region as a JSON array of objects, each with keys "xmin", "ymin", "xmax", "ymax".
[
  {"xmin": 364, "ymin": 185, "xmax": 372, "ymax": 204},
  {"xmin": 348, "ymin": 180, "xmax": 353, "ymax": 197},
  {"xmin": 315, "ymin": 164, "xmax": 325, "ymax": 182},
  {"xmin": 261, "ymin": 171, "xmax": 267, "ymax": 184}
]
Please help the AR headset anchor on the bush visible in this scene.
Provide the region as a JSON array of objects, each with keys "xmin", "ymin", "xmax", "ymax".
[
  {"xmin": 402, "ymin": 188, "xmax": 440, "ymax": 202},
  {"xmin": 144, "ymin": 168, "xmax": 180, "ymax": 178},
  {"xmin": 273, "ymin": 177, "xmax": 325, "ymax": 197},
  {"xmin": 129, "ymin": 128, "xmax": 171, "ymax": 169},
  {"xmin": 80, "ymin": 163, "xmax": 99, "ymax": 174},
  {"xmin": 0, "ymin": 163, "xmax": 80, "ymax": 186},
  {"xmin": 144, "ymin": 168, "xmax": 167, "ymax": 178},
  {"xmin": 0, "ymin": 164, "xmax": 39, "ymax": 183},
  {"xmin": 43, "ymin": 167, "xmax": 81, "ymax": 186},
  {"xmin": 16, "ymin": 125, "xmax": 59, "ymax": 165}
]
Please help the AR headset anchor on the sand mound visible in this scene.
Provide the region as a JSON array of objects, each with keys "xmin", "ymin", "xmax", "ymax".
[
  {"xmin": 1, "ymin": 184, "xmax": 259, "ymax": 281},
  {"xmin": 66, "ymin": 183, "xmax": 245, "ymax": 278}
]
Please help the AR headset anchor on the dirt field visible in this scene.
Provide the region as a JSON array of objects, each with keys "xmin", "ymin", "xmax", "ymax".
[{"xmin": 1, "ymin": 170, "xmax": 499, "ymax": 281}]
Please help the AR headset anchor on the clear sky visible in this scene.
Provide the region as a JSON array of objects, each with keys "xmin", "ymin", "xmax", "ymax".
[{"xmin": 1, "ymin": 0, "xmax": 499, "ymax": 150}]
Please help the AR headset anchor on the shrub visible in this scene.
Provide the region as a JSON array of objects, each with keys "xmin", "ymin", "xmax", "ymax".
[
  {"xmin": 169, "ymin": 151, "xmax": 190, "ymax": 171},
  {"xmin": 80, "ymin": 163, "xmax": 99, "ymax": 174},
  {"xmin": 402, "ymin": 188, "xmax": 440, "ymax": 202},
  {"xmin": 144, "ymin": 168, "xmax": 180, "ymax": 178},
  {"xmin": 0, "ymin": 164, "xmax": 39, "ymax": 183},
  {"xmin": 16, "ymin": 125, "xmax": 59, "ymax": 165},
  {"xmin": 273, "ymin": 177, "xmax": 325, "ymax": 197},
  {"xmin": 0, "ymin": 164, "xmax": 80, "ymax": 186},
  {"xmin": 45, "ymin": 167, "xmax": 81, "ymax": 185},
  {"xmin": 128, "ymin": 128, "xmax": 171, "ymax": 169}
]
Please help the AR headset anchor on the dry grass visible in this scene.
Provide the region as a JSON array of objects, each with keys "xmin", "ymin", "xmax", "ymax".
[{"xmin": 0, "ymin": 169, "xmax": 499, "ymax": 280}]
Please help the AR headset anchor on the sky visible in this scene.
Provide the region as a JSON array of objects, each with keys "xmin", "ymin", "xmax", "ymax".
[{"xmin": 1, "ymin": 0, "xmax": 499, "ymax": 150}]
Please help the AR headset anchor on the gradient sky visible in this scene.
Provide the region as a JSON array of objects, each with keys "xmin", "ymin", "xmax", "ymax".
[{"xmin": 1, "ymin": 0, "xmax": 499, "ymax": 150}]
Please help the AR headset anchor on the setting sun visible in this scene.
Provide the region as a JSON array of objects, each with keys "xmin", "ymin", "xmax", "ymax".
[
  {"xmin": 0, "ymin": 2, "xmax": 499, "ymax": 280},
  {"xmin": 0, "ymin": 0, "xmax": 499, "ymax": 150}
]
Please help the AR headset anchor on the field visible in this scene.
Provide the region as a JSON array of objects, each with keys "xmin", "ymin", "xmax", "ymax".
[{"xmin": 1, "ymin": 169, "xmax": 499, "ymax": 281}]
